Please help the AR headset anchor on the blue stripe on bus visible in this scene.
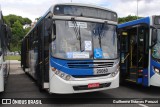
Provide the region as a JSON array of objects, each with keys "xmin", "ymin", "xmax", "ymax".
[
  {"xmin": 118, "ymin": 17, "xmax": 150, "ymax": 28},
  {"xmin": 142, "ymin": 68, "xmax": 148, "ymax": 86},
  {"xmin": 50, "ymin": 57, "xmax": 93, "ymax": 75}
]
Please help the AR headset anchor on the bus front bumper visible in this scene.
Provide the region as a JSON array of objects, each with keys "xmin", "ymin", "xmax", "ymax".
[{"xmin": 49, "ymin": 72, "xmax": 119, "ymax": 94}]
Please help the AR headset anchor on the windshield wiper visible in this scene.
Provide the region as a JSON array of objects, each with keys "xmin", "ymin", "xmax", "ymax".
[
  {"xmin": 97, "ymin": 22, "xmax": 107, "ymax": 49},
  {"xmin": 71, "ymin": 18, "xmax": 82, "ymax": 52}
]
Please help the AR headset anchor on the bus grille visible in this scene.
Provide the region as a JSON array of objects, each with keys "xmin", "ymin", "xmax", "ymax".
[{"xmin": 67, "ymin": 62, "xmax": 114, "ymax": 69}]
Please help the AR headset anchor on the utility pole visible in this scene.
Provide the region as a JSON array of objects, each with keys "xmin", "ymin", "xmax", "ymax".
[
  {"xmin": 71, "ymin": 0, "xmax": 72, "ymax": 2},
  {"xmin": 137, "ymin": 0, "xmax": 139, "ymax": 19},
  {"xmin": 136, "ymin": 0, "xmax": 143, "ymax": 19}
]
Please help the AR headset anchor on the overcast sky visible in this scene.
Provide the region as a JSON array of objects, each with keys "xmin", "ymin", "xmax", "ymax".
[{"xmin": 0, "ymin": 0, "xmax": 160, "ymax": 21}]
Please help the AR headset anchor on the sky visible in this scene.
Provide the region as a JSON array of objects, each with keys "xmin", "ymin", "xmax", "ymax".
[{"xmin": 0, "ymin": 0, "xmax": 160, "ymax": 21}]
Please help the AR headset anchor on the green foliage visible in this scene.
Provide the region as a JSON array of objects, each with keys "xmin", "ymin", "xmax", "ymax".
[
  {"xmin": 12, "ymin": 20, "xmax": 24, "ymax": 40},
  {"xmin": 5, "ymin": 55, "xmax": 21, "ymax": 61},
  {"xmin": 11, "ymin": 20, "xmax": 24, "ymax": 51},
  {"xmin": 24, "ymin": 27, "xmax": 31, "ymax": 35},
  {"xmin": 23, "ymin": 18, "xmax": 32, "ymax": 25},
  {"xmin": 4, "ymin": 14, "xmax": 31, "ymax": 27},
  {"xmin": 118, "ymin": 15, "xmax": 143, "ymax": 24},
  {"xmin": 4, "ymin": 14, "xmax": 32, "ymax": 51}
]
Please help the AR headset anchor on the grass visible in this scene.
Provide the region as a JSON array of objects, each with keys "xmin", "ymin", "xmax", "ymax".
[{"xmin": 5, "ymin": 55, "xmax": 21, "ymax": 61}]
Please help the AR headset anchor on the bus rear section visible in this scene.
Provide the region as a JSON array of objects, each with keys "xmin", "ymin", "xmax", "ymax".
[
  {"xmin": 118, "ymin": 16, "xmax": 160, "ymax": 87},
  {"xmin": 21, "ymin": 3, "xmax": 119, "ymax": 94}
]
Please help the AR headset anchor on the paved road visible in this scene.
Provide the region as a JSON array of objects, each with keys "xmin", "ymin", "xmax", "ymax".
[{"xmin": 0, "ymin": 62, "xmax": 160, "ymax": 107}]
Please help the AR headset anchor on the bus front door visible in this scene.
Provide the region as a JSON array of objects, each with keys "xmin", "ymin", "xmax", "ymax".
[{"xmin": 120, "ymin": 25, "xmax": 148, "ymax": 84}]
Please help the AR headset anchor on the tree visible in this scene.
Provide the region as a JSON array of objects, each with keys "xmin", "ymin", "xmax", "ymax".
[
  {"xmin": 118, "ymin": 15, "xmax": 142, "ymax": 24},
  {"xmin": 24, "ymin": 27, "xmax": 31, "ymax": 35},
  {"xmin": 23, "ymin": 18, "xmax": 32, "ymax": 25},
  {"xmin": 4, "ymin": 14, "xmax": 31, "ymax": 27},
  {"xmin": 11, "ymin": 20, "xmax": 24, "ymax": 51},
  {"xmin": 3, "ymin": 14, "xmax": 32, "ymax": 51}
]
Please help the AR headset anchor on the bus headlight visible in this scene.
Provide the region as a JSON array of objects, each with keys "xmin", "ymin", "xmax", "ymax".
[
  {"xmin": 55, "ymin": 70, "xmax": 60, "ymax": 75},
  {"xmin": 111, "ymin": 68, "xmax": 119, "ymax": 77},
  {"xmin": 153, "ymin": 67, "xmax": 160, "ymax": 74},
  {"xmin": 51, "ymin": 67, "xmax": 73, "ymax": 81},
  {"xmin": 65, "ymin": 75, "xmax": 72, "ymax": 80},
  {"xmin": 60, "ymin": 73, "xmax": 65, "ymax": 78}
]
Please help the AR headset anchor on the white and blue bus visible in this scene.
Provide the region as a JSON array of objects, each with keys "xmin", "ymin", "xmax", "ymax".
[
  {"xmin": 118, "ymin": 16, "xmax": 160, "ymax": 87},
  {"xmin": 21, "ymin": 3, "xmax": 119, "ymax": 94},
  {"xmin": 0, "ymin": 10, "xmax": 11, "ymax": 92}
]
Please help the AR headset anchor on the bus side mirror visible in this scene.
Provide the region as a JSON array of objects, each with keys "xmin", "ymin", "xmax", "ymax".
[
  {"xmin": 44, "ymin": 19, "xmax": 56, "ymax": 43},
  {"xmin": 150, "ymin": 26, "xmax": 157, "ymax": 48},
  {"xmin": 52, "ymin": 23, "xmax": 56, "ymax": 41},
  {"xmin": 45, "ymin": 19, "xmax": 52, "ymax": 31},
  {"xmin": 45, "ymin": 18, "xmax": 53, "ymax": 43},
  {"xmin": 49, "ymin": 22, "xmax": 56, "ymax": 43}
]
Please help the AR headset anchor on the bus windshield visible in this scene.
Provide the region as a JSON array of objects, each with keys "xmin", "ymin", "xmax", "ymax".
[
  {"xmin": 51, "ymin": 20, "xmax": 117, "ymax": 59},
  {"xmin": 152, "ymin": 29, "xmax": 160, "ymax": 59}
]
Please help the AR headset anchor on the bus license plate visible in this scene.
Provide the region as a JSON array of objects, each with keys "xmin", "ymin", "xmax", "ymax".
[
  {"xmin": 88, "ymin": 83, "xmax": 100, "ymax": 88},
  {"xmin": 94, "ymin": 68, "xmax": 108, "ymax": 75}
]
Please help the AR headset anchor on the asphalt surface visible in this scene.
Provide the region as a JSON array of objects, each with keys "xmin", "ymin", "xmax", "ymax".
[{"xmin": 0, "ymin": 61, "xmax": 160, "ymax": 107}]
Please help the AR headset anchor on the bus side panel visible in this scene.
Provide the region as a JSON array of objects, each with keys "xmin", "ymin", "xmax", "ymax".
[
  {"xmin": 21, "ymin": 11, "xmax": 52, "ymax": 90},
  {"xmin": 0, "ymin": 66, "xmax": 4, "ymax": 92},
  {"xmin": 29, "ymin": 50, "xmax": 37, "ymax": 79},
  {"xmin": 36, "ymin": 19, "xmax": 49, "ymax": 88}
]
